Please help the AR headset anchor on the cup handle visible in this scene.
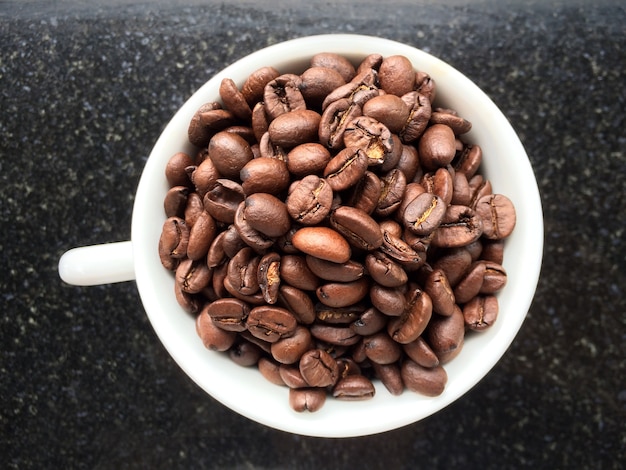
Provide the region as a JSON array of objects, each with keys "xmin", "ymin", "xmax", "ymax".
[{"xmin": 58, "ymin": 241, "xmax": 135, "ymax": 286}]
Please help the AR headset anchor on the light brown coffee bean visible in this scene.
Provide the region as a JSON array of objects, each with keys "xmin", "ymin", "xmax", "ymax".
[
  {"xmin": 229, "ymin": 340, "xmax": 262, "ymax": 367},
  {"xmin": 219, "ymin": 77, "xmax": 252, "ymax": 122},
  {"xmin": 278, "ymin": 284, "xmax": 316, "ymax": 325},
  {"xmin": 187, "ymin": 210, "xmax": 216, "ymax": 261},
  {"xmin": 430, "ymin": 108, "xmax": 472, "ymax": 135},
  {"xmin": 189, "ymin": 157, "xmax": 220, "ymax": 198},
  {"xmin": 300, "ymin": 66, "xmax": 346, "ymax": 110},
  {"xmin": 323, "ymin": 147, "xmax": 369, "ymax": 192},
  {"xmin": 480, "ymin": 261, "xmax": 507, "ymax": 294},
  {"xmin": 279, "ymin": 254, "xmax": 320, "ymax": 291},
  {"xmin": 159, "ymin": 216, "xmax": 189, "ymax": 264},
  {"xmin": 372, "ymin": 362, "xmax": 404, "ymax": 396},
  {"xmin": 311, "ymin": 52, "xmax": 356, "ymax": 83},
  {"xmin": 330, "ymin": 205, "xmax": 383, "ymax": 251},
  {"xmin": 378, "ymin": 55, "xmax": 415, "ymax": 96},
  {"xmin": 258, "ymin": 357, "xmax": 286, "ymax": 386},
  {"xmin": 362, "ymin": 94, "xmax": 410, "ymax": 134},
  {"xmin": 184, "ymin": 192, "xmax": 204, "ymax": 228},
  {"xmin": 291, "ymin": 226, "xmax": 352, "ymax": 264},
  {"xmin": 257, "ymin": 252, "xmax": 281, "ymax": 304},
  {"xmin": 208, "ymin": 131, "xmax": 254, "ymax": 180},
  {"xmin": 268, "ymin": 109, "xmax": 322, "ymax": 148},
  {"xmin": 351, "ymin": 307, "xmax": 387, "ymax": 336},
  {"xmin": 370, "ymin": 284, "xmax": 406, "ymax": 317},
  {"xmin": 402, "ymin": 192, "xmax": 446, "ymax": 236},
  {"xmin": 166, "ymin": 152, "xmax": 194, "ymax": 188},
  {"xmin": 475, "ymin": 194, "xmax": 517, "ymax": 240},
  {"xmin": 316, "ymin": 278, "xmax": 370, "ymax": 308},
  {"xmin": 241, "ymin": 66, "xmax": 281, "ymax": 106},
  {"xmin": 286, "ymin": 142, "xmax": 332, "ymax": 178},
  {"xmin": 243, "ymin": 193, "xmax": 291, "ymax": 238},
  {"xmin": 363, "ymin": 332, "xmax": 402, "ymax": 365},
  {"xmin": 263, "ymin": 73, "xmax": 306, "ymax": 120},
  {"xmin": 205, "ymin": 298, "xmax": 250, "ymax": 332},
  {"xmin": 403, "ymin": 337, "xmax": 440, "ymax": 368},
  {"xmin": 271, "ymin": 325, "xmax": 315, "ymax": 364}
]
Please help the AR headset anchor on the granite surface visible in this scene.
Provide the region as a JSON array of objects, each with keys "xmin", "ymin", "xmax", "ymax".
[{"xmin": 1, "ymin": 1, "xmax": 624, "ymax": 468}]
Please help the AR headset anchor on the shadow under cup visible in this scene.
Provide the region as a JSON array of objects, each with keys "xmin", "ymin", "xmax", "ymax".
[{"xmin": 129, "ymin": 34, "xmax": 543, "ymax": 438}]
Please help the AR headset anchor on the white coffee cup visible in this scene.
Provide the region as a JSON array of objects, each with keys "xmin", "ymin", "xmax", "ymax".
[{"xmin": 59, "ymin": 34, "xmax": 543, "ymax": 437}]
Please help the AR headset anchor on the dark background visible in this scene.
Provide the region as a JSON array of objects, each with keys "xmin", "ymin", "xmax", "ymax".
[{"xmin": 1, "ymin": 1, "xmax": 624, "ymax": 468}]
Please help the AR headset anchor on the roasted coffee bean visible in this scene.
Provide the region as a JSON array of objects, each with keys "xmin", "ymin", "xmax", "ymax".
[
  {"xmin": 240, "ymin": 156, "xmax": 290, "ymax": 196},
  {"xmin": 299, "ymin": 349, "xmax": 340, "ymax": 387},
  {"xmin": 286, "ymin": 143, "xmax": 332, "ymax": 178},
  {"xmin": 323, "ymin": 68, "xmax": 378, "ymax": 108},
  {"xmin": 370, "ymin": 284, "xmax": 406, "ymax": 317},
  {"xmin": 315, "ymin": 303, "xmax": 364, "ymax": 325},
  {"xmin": 310, "ymin": 324, "xmax": 361, "ymax": 346},
  {"xmin": 372, "ymin": 362, "xmax": 404, "ymax": 396},
  {"xmin": 343, "ymin": 115, "xmax": 394, "ymax": 166},
  {"xmin": 345, "ymin": 171, "xmax": 382, "ymax": 215},
  {"xmin": 415, "ymin": 71, "xmax": 436, "ymax": 101},
  {"xmin": 196, "ymin": 307, "xmax": 237, "ymax": 352},
  {"xmin": 480, "ymin": 261, "xmax": 507, "ymax": 294},
  {"xmin": 426, "ymin": 306, "xmax": 465, "ymax": 364},
  {"xmin": 423, "ymin": 268, "xmax": 456, "ymax": 316},
  {"xmin": 332, "ymin": 375, "xmax": 376, "ymax": 400},
  {"xmin": 318, "ymin": 98, "xmax": 363, "ymax": 150},
  {"xmin": 278, "ymin": 285, "xmax": 316, "ymax": 324},
  {"xmin": 176, "ymin": 258, "xmax": 212, "ymax": 294},
  {"xmin": 316, "ymin": 278, "xmax": 370, "ymax": 308},
  {"xmin": 263, "ymin": 74, "xmax": 306, "ymax": 120},
  {"xmin": 402, "ymin": 192, "xmax": 446, "ymax": 236},
  {"xmin": 205, "ymin": 298, "xmax": 249, "ymax": 332},
  {"xmin": 351, "ymin": 307, "xmax": 387, "ymax": 336},
  {"xmin": 233, "ymin": 201, "xmax": 274, "ymax": 253},
  {"xmin": 430, "ymin": 108, "xmax": 472, "ymax": 135},
  {"xmin": 280, "ymin": 364, "xmax": 310, "ymax": 389},
  {"xmin": 399, "ymin": 91, "xmax": 431, "ymax": 143},
  {"xmin": 241, "ymin": 66, "xmax": 280, "ymax": 106},
  {"xmin": 403, "ymin": 336, "xmax": 440, "ymax": 368},
  {"xmin": 376, "ymin": 168, "xmax": 407, "ymax": 217},
  {"xmin": 189, "ymin": 157, "xmax": 220, "ymax": 198},
  {"xmin": 271, "ymin": 326, "xmax": 315, "ymax": 364},
  {"xmin": 251, "ymin": 101, "xmax": 270, "ymax": 142},
  {"xmin": 468, "ymin": 174, "xmax": 493, "ymax": 209},
  {"xmin": 421, "ymin": 167, "xmax": 454, "ymax": 206},
  {"xmin": 356, "ymin": 53, "xmax": 383, "ymax": 74},
  {"xmin": 401, "ymin": 360, "xmax": 447, "ymax": 396},
  {"xmin": 258, "ymin": 131, "xmax": 289, "ymax": 161},
  {"xmin": 159, "ymin": 216, "xmax": 189, "ymax": 263},
  {"xmin": 362, "ymin": 94, "xmax": 410, "ymax": 135},
  {"xmin": 387, "ymin": 285, "xmax": 432, "ymax": 344},
  {"xmin": 324, "ymin": 147, "xmax": 369, "ymax": 193},
  {"xmin": 311, "ymin": 52, "xmax": 356, "ymax": 83},
  {"xmin": 280, "ymin": 254, "xmax": 320, "ymax": 291},
  {"xmin": 268, "ymin": 109, "xmax": 322, "ymax": 148},
  {"xmin": 164, "ymin": 186, "xmax": 189, "ymax": 218},
  {"xmin": 203, "ymin": 179, "xmax": 245, "ymax": 224},
  {"xmin": 246, "ymin": 305, "xmax": 297, "ymax": 343},
  {"xmin": 380, "ymin": 230, "xmax": 424, "ymax": 269},
  {"xmin": 396, "ymin": 143, "xmax": 422, "ymax": 182},
  {"xmin": 221, "ymin": 224, "xmax": 247, "ymax": 258},
  {"xmin": 432, "ymin": 247, "xmax": 473, "ymax": 287},
  {"xmin": 291, "ymin": 226, "xmax": 351, "ymax": 264},
  {"xmin": 227, "ymin": 247, "xmax": 261, "ymax": 296},
  {"xmin": 286, "ymin": 175, "xmax": 333, "ymax": 225},
  {"xmin": 306, "ymin": 256, "xmax": 364, "ymax": 283},
  {"xmin": 229, "ymin": 340, "xmax": 262, "ymax": 367},
  {"xmin": 187, "ymin": 210, "xmax": 217, "ymax": 261},
  {"xmin": 363, "ymin": 332, "xmax": 403, "ymax": 365},
  {"xmin": 211, "ymin": 262, "xmax": 229, "ymax": 300},
  {"xmin": 258, "ymin": 252, "xmax": 281, "ymax": 304},
  {"xmin": 330, "ymin": 205, "xmax": 383, "ymax": 251},
  {"xmin": 475, "ymin": 194, "xmax": 517, "ymax": 240},
  {"xmin": 431, "ymin": 205, "xmax": 483, "ymax": 248},
  {"xmin": 418, "ymin": 124, "xmax": 457, "ymax": 170},
  {"xmin": 451, "ymin": 170, "xmax": 471, "ymax": 206},
  {"xmin": 289, "ymin": 387, "xmax": 327, "ymax": 413},
  {"xmin": 187, "ymin": 102, "xmax": 223, "ymax": 148},
  {"xmin": 365, "ymin": 251, "xmax": 408, "ymax": 288},
  {"xmin": 300, "ymin": 66, "xmax": 346, "ymax": 110},
  {"xmin": 378, "ymin": 55, "xmax": 416, "ymax": 96},
  {"xmin": 243, "ymin": 192, "xmax": 291, "ymax": 238},
  {"xmin": 463, "ymin": 295, "xmax": 499, "ymax": 331},
  {"xmin": 219, "ymin": 77, "xmax": 252, "ymax": 122},
  {"xmin": 258, "ymin": 357, "xmax": 286, "ymax": 386},
  {"xmin": 184, "ymin": 192, "xmax": 204, "ymax": 228},
  {"xmin": 379, "ymin": 219, "xmax": 403, "ymax": 239},
  {"xmin": 454, "ymin": 261, "xmax": 487, "ymax": 304},
  {"xmin": 454, "ymin": 144, "xmax": 482, "ymax": 178},
  {"xmin": 208, "ymin": 131, "xmax": 254, "ymax": 180},
  {"xmin": 166, "ymin": 152, "xmax": 194, "ymax": 188}
]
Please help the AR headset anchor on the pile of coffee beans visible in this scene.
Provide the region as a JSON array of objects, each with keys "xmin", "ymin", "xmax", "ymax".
[{"xmin": 158, "ymin": 52, "xmax": 516, "ymax": 412}]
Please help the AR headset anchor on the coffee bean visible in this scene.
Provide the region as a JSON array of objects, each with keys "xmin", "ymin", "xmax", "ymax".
[
  {"xmin": 175, "ymin": 258, "xmax": 212, "ymax": 294},
  {"xmin": 246, "ymin": 305, "xmax": 297, "ymax": 343},
  {"xmin": 159, "ymin": 216, "xmax": 189, "ymax": 265},
  {"xmin": 208, "ymin": 131, "xmax": 254, "ymax": 179},
  {"xmin": 268, "ymin": 109, "xmax": 322, "ymax": 148},
  {"xmin": 401, "ymin": 359, "xmax": 447, "ymax": 397},
  {"xmin": 205, "ymin": 298, "xmax": 250, "ymax": 332},
  {"xmin": 227, "ymin": 247, "xmax": 261, "ymax": 296},
  {"xmin": 241, "ymin": 66, "xmax": 281, "ymax": 106},
  {"xmin": 399, "ymin": 91, "xmax": 431, "ymax": 143},
  {"xmin": 263, "ymin": 74, "xmax": 306, "ymax": 120},
  {"xmin": 431, "ymin": 204, "xmax": 483, "ymax": 248},
  {"xmin": 345, "ymin": 171, "xmax": 382, "ymax": 215},
  {"xmin": 299, "ymin": 349, "xmax": 340, "ymax": 387},
  {"xmin": 219, "ymin": 77, "xmax": 252, "ymax": 122},
  {"xmin": 330, "ymin": 205, "xmax": 383, "ymax": 251},
  {"xmin": 286, "ymin": 175, "xmax": 333, "ymax": 225},
  {"xmin": 365, "ymin": 251, "xmax": 408, "ymax": 288},
  {"xmin": 289, "ymin": 387, "xmax": 327, "ymax": 413},
  {"xmin": 306, "ymin": 256, "xmax": 365, "ymax": 283},
  {"xmin": 378, "ymin": 55, "xmax": 416, "ymax": 96},
  {"xmin": 257, "ymin": 252, "xmax": 281, "ymax": 304},
  {"xmin": 402, "ymin": 337, "xmax": 440, "ymax": 368},
  {"xmin": 475, "ymin": 194, "xmax": 517, "ymax": 240},
  {"xmin": 402, "ymin": 192, "xmax": 446, "ymax": 236},
  {"xmin": 319, "ymin": 98, "xmax": 363, "ymax": 150},
  {"xmin": 196, "ymin": 307, "xmax": 237, "ymax": 352},
  {"xmin": 418, "ymin": 124, "xmax": 457, "ymax": 170},
  {"xmin": 279, "ymin": 254, "xmax": 320, "ymax": 291},
  {"xmin": 243, "ymin": 192, "xmax": 291, "ymax": 238},
  {"xmin": 240, "ymin": 157, "xmax": 290, "ymax": 196},
  {"xmin": 371, "ymin": 362, "xmax": 404, "ymax": 396},
  {"xmin": 203, "ymin": 178, "xmax": 245, "ymax": 224},
  {"xmin": 291, "ymin": 226, "xmax": 351, "ymax": 264},
  {"xmin": 351, "ymin": 307, "xmax": 387, "ymax": 336},
  {"xmin": 310, "ymin": 324, "xmax": 361, "ymax": 347},
  {"xmin": 229, "ymin": 340, "xmax": 262, "ymax": 367},
  {"xmin": 300, "ymin": 66, "xmax": 346, "ymax": 110},
  {"xmin": 463, "ymin": 295, "xmax": 499, "ymax": 331},
  {"xmin": 343, "ymin": 115, "xmax": 394, "ymax": 166},
  {"xmin": 271, "ymin": 326, "xmax": 314, "ymax": 364},
  {"xmin": 316, "ymin": 278, "xmax": 370, "ymax": 308},
  {"xmin": 286, "ymin": 143, "xmax": 332, "ymax": 178},
  {"xmin": 363, "ymin": 332, "xmax": 402, "ymax": 365},
  {"xmin": 387, "ymin": 286, "xmax": 432, "ymax": 344},
  {"xmin": 332, "ymin": 375, "xmax": 376, "ymax": 400}
]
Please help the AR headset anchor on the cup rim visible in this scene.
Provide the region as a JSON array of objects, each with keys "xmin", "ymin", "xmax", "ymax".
[{"xmin": 131, "ymin": 34, "xmax": 543, "ymax": 437}]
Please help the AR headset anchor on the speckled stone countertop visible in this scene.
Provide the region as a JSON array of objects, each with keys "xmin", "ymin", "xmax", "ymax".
[{"xmin": 1, "ymin": 1, "xmax": 624, "ymax": 468}]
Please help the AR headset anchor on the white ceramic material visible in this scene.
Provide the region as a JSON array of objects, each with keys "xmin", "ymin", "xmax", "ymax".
[{"xmin": 58, "ymin": 34, "xmax": 543, "ymax": 438}]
